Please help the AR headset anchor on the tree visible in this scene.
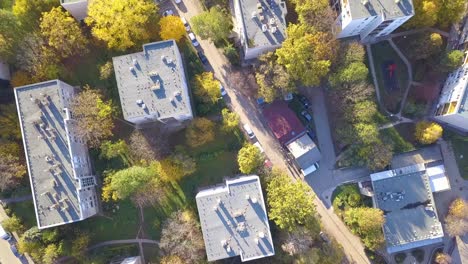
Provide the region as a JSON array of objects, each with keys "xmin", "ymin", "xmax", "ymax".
[
  {"xmin": 128, "ymin": 130, "xmax": 157, "ymax": 162},
  {"xmin": 404, "ymin": 0, "xmax": 439, "ymax": 28},
  {"xmin": 255, "ymin": 52, "xmax": 294, "ymax": 103},
  {"xmin": 237, "ymin": 144, "xmax": 263, "ymax": 174},
  {"xmin": 344, "ymin": 207, "xmax": 385, "ymax": 250},
  {"xmin": 332, "ymin": 62, "xmax": 368, "ymax": 86},
  {"xmin": 448, "ymin": 198, "xmax": 468, "ymax": 219},
  {"xmin": 0, "ymin": 10, "xmax": 22, "ymax": 62},
  {"xmin": 160, "ymin": 255, "xmax": 185, "ymax": 264},
  {"xmin": 414, "ymin": 121, "xmax": 443, "ymax": 144},
  {"xmin": 437, "ymin": 0, "xmax": 467, "ymax": 28},
  {"xmin": 343, "ymin": 42, "xmax": 366, "ymax": 66},
  {"xmin": 10, "ymin": 71, "xmax": 32, "ymax": 87},
  {"xmin": 160, "ymin": 210, "xmax": 205, "ymax": 264},
  {"xmin": 276, "ymin": 24, "xmax": 336, "ymax": 86},
  {"xmin": 131, "ymin": 177, "xmax": 166, "ymax": 207},
  {"xmin": 70, "ymin": 86, "xmax": 114, "ymax": 147},
  {"xmin": 102, "ymin": 165, "xmax": 158, "ymax": 201},
  {"xmin": 99, "ymin": 140, "xmax": 129, "ymax": 160},
  {"xmin": 22, "ymin": 227, "xmax": 42, "ymax": 242},
  {"xmin": 185, "ymin": 118, "xmax": 215, "ymax": 148},
  {"xmin": 86, "ymin": 0, "xmax": 158, "ymax": 50},
  {"xmin": 1, "ymin": 215, "xmax": 24, "ymax": 233},
  {"xmin": 0, "ymin": 104, "xmax": 22, "ymax": 141},
  {"xmin": 99, "ymin": 61, "xmax": 114, "ymax": 80},
  {"xmin": 221, "ymin": 108, "xmax": 239, "ymax": 132},
  {"xmin": 156, "ymin": 152, "xmax": 196, "ymax": 182},
  {"xmin": 40, "ymin": 7, "xmax": 88, "ymax": 59},
  {"xmin": 267, "ymin": 170, "xmax": 317, "ymax": 231},
  {"xmin": 159, "ymin": 16, "xmax": 186, "ymax": 42},
  {"xmin": 358, "ymin": 140, "xmax": 393, "ymax": 171},
  {"xmin": 435, "ymin": 253, "xmax": 452, "ymax": 264},
  {"xmin": 293, "ymin": 0, "xmax": 335, "ymax": 32},
  {"xmin": 406, "ymin": 32, "xmax": 443, "ymax": 61},
  {"xmin": 191, "ymin": 6, "xmax": 233, "ymax": 43},
  {"xmin": 445, "ymin": 198, "xmax": 468, "ymax": 237},
  {"xmin": 0, "ymin": 154, "xmax": 26, "ymax": 192},
  {"xmin": 12, "ymin": 0, "xmax": 58, "ymax": 31},
  {"xmin": 71, "ymin": 232, "xmax": 90, "ymax": 259},
  {"xmin": 17, "ymin": 237, "xmax": 43, "ymax": 261},
  {"xmin": 192, "ymin": 72, "xmax": 221, "ymax": 104},
  {"xmin": 280, "ymin": 226, "xmax": 314, "ymax": 256},
  {"xmin": 42, "ymin": 244, "xmax": 59, "ymax": 264},
  {"xmin": 440, "ymin": 50, "xmax": 465, "ymax": 72}
]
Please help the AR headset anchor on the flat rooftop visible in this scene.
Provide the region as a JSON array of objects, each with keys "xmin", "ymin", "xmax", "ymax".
[
  {"xmin": 286, "ymin": 133, "xmax": 321, "ymax": 173},
  {"xmin": 15, "ymin": 80, "xmax": 95, "ymax": 228},
  {"xmin": 371, "ymin": 164, "xmax": 444, "ymax": 254},
  {"xmin": 238, "ymin": 0, "xmax": 287, "ymax": 49},
  {"xmin": 196, "ymin": 175, "xmax": 274, "ymax": 262},
  {"xmin": 113, "ymin": 40, "xmax": 192, "ymax": 122},
  {"xmin": 348, "ymin": 0, "xmax": 414, "ymax": 19}
]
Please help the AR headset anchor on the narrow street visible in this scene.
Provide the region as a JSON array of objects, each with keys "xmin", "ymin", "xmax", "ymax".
[{"xmin": 165, "ymin": 0, "xmax": 372, "ymax": 262}]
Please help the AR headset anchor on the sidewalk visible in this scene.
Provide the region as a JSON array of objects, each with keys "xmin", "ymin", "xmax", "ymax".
[{"xmin": 0, "ymin": 206, "xmax": 23, "ymax": 264}]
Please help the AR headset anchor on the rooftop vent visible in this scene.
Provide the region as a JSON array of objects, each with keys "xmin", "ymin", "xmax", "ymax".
[
  {"xmin": 142, "ymin": 104, "xmax": 147, "ymax": 110},
  {"xmin": 258, "ymin": 232, "xmax": 265, "ymax": 238},
  {"xmin": 173, "ymin": 91, "xmax": 181, "ymax": 97},
  {"xmin": 262, "ymin": 24, "xmax": 268, "ymax": 32},
  {"xmin": 133, "ymin": 59, "xmax": 138, "ymax": 66},
  {"xmin": 361, "ymin": 0, "xmax": 369, "ymax": 5},
  {"xmin": 251, "ymin": 11, "xmax": 256, "ymax": 18},
  {"xmin": 129, "ymin": 67, "xmax": 134, "ymax": 72},
  {"xmin": 245, "ymin": 194, "xmax": 250, "ymax": 200},
  {"xmin": 251, "ymin": 197, "xmax": 258, "ymax": 203},
  {"xmin": 269, "ymin": 18, "xmax": 275, "ymax": 25},
  {"xmin": 270, "ymin": 26, "xmax": 277, "ymax": 33},
  {"xmin": 136, "ymin": 99, "xmax": 143, "ymax": 105}
]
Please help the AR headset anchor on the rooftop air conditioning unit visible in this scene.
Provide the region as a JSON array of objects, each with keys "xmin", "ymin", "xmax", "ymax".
[
  {"xmin": 133, "ymin": 59, "xmax": 138, "ymax": 66},
  {"xmin": 361, "ymin": 0, "xmax": 369, "ymax": 5},
  {"xmin": 270, "ymin": 26, "xmax": 277, "ymax": 33},
  {"xmin": 251, "ymin": 11, "xmax": 256, "ymax": 19},
  {"xmin": 129, "ymin": 66, "xmax": 134, "ymax": 72},
  {"xmin": 262, "ymin": 24, "xmax": 268, "ymax": 32}
]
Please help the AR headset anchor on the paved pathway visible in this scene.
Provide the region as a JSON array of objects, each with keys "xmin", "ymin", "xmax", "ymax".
[
  {"xmin": 378, "ymin": 116, "xmax": 414, "ymax": 130},
  {"xmin": 0, "ymin": 195, "xmax": 32, "ymax": 205},
  {"xmin": 387, "ymin": 39, "xmax": 413, "ymax": 116}
]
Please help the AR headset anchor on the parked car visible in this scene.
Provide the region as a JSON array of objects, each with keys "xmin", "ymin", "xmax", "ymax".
[
  {"xmin": 219, "ymin": 84, "xmax": 227, "ymax": 96},
  {"xmin": 10, "ymin": 244, "xmax": 23, "ymax": 258},
  {"xmin": 0, "ymin": 224, "xmax": 11, "ymax": 241},
  {"xmin": 298, "ymin": 95, "xmax": 310, "ymax": 109},
  {"xmin": 181, "ymin": 17, "xmax": 190, "ymax": 31},
  {"xmin": 284, "ymin": 92, "xmax": 293, "ymax": 101},
  {"xmin": 301, "ymin": 110, "xmax": 313, "ymax": 122},
  {"xmin": 243, "ymin": 123, "xmax": 255, "ymax": 139},
  {"xmin": 319, "ymin": 231, "xmax": 330, "ymax": 244},
  {"xmin": 163, "ymin": 9, "xmax": 174, "ymax": 17},
  {"xmin": 197, "ymin": 50, "xmax": 208, "ymax": 65},
  {"xmin": 253, "ymin": 142, "xmax": 264, "ymax": 153},
  {"xmin": 188, "ymin": 33, "xmax": 199, "ymax": 47}
]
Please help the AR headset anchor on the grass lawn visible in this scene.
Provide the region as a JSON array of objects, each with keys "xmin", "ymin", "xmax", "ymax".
[
  {"xmin": 446, "ymin": 132, "xmax": 468, "ymax": 179},
  {"xmin": 143, "ymin": 244, "xmax": 161, "ymax": 263},
  {"xmin": 370, "ymin": 41, "xmax": 409, "ymax": 113},
  {"xmin": 380, "ymin": 125, "xmax": 415, "ymax": 154}
]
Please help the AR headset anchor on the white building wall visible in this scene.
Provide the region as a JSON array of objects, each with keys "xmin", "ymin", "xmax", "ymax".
[
  {"xmin": 61, "ymin": 0, "xmax": 88, "ymax": 21},
  {"xmin": 338, "ymin": 17, "xmax": 371, "ymax": 38}
]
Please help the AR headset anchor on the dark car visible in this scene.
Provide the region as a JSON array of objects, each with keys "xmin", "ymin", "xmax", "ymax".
[
  {"xmin": 298, "ymin": 95, "xmax": 310, "ymax": 109},
  {"xmin": 197, "ymin": 51, "xmax": 208, "ymax": 65},
  {"xmin": 301, "ymin": 110, "xmax": 313, "ymax": 122},
  {"xmin": 11, "ymin": 244, "xmax": 23, "ymax": 258}
]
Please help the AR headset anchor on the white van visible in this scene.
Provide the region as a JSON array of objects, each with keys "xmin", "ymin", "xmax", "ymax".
[
  {"xmin": 181, "ymin": 17, "xmax": 190, "ymax": 32},
  {"xmin": 0, "ymin": 224, "xmax": 12, "ymax": 241},
  {"xmin": 243, "ymin": 124, "xmax": 255, "ymax": 139}
]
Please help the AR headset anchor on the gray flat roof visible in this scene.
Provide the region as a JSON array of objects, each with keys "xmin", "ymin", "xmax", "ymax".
[
  {"xmin": 196, "ymin": 175, "xmax": 274, "ymax": 262},
  {"xmin": 349, "ymin": 0, "xmax": 414, "ymax": 19},
  {"xmin": 14, "ymin": 80, "xmax": 97, "ymax": 228},
  {"xmin": 238, "ymin": 0, "xmax": 287, "ymax": 49},
  {"xmin": 391, "ymin": 145, "xmax": 442, "ymax": 169},
  {"xmin": 371, "ymin": 164, "xmax": 444, "ymax": 254},
  {"xmin": 113, "ymin": 40, "xmax": 192, "ymax": 121},
  {"xmin": 286, "ymin": 134, "xmax": 321, "ymax": 171}
]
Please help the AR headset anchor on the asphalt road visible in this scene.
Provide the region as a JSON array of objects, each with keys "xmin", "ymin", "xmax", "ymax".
[{"xmin": 163, "ymin": 0, "xmax": 371, "ymax": 262}]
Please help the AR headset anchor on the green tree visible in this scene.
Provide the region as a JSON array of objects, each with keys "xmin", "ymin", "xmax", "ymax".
[
  {"xmin": 159, "ymin": 16, "xmax": 186, "ymax": 42},
  {"xmin": 332, "ymin": 62, "xmax": 368, "ymax": 86},
  {"xmin": 160, "ymin": 255, "xmax": 185, "ymax": 264},
  {"xmin": 71, "ymin": 233, "xmax": 90, "ymax": 259},
  {"xmin": 342, "ymin": 42, "xmax": 366, "ymax": 65},
  {"xmin": 357, "ymin": 140, "xmax": 393, "ymax": 171},
  {"xmin": 344, "ymin": 207, "xmax": 385, "ymax": 250},
  {"xmin": 440, "ymin": 50, "xmax": 465, "ymax": 72},
  {"xmin": 185, "ymin": 118, "xmax": 215, "ymax": 148},
  {"xmin": 406, "ymin": 32, "xmax": 443, "ymax": 61},
  {"xmin": 86, "ymin": 0, "xmax": 158, "ymax": 50},
  {"xmin": 255, "ymin": 52, "xmax": 294, "ymax": 103},
  {"xmin": 414, "ymin": 121, "xmax": 443, "ymax": 144},
  {"xmin": 0, "ymin": 10, "xmax": 22, "ymax": 61},
  {"xmin": 437, "ymin": 0, "xmax": 467, "ymax": 28},
  {"xmin": 99, "ymin": 61, "xmax": 114, "ymax": 80},
  {"xmin": 267, "ymin": 171, "xmax": 316, "ymax": 231},
  {"xmin": 292, "ymin": 0, "xmax": 334, "ymax": 32},
  {"xmin": 276, "ymin": 24, "xmax": 336, "ymax": 86},
  {"xmin": 102, "ymin": 165, "xmax": 158, "ymax": 201},
  {"xmin": 221, "ymin": 108, "xmax": 239, "ymax": 132},
  {"xmin": 17, "ymin": 237, "xmax": 43, "ymax": 261},
  {"xmin": 40, "ymin": 7, "xmax": 88, "ymax": 59},
  {"xmin": 192, "ymin": 72, "xmax": 221, "ymax": 104},
  {"xmin": 405, "ymin": 0, "xmax": 439, "ymax": 28},
  {"xmin": 0, "ymin": 104, "xmax": 21, "ymax": 141},
  {"xmin": 10, "ymin": 71, "xmax": 32, "ymax": 87},
  {"xmin": 12, "ymin": 0, "xmax": 58, "ymax": 31},
  {"xmin": 42, "ymin": 244, "xmax": 59, "ymax": 264},
  {"xmin": 70, "ymin": 86, "xmax": 114, "ymax": 147},
  {"xmin": 99, "ymin": 140, "xmax": 129, "ymax": 160},
  {"xmin": 237, "ymin": 144, "xmax": 263, "ymax": 174},
  {"xmin": 0, "ymin": 154, "xmax": 26, "ymax": 192},
  {"xmin": 1, "ymin": 215, "xmax": 24, "ymax": 233},
  {"xmin": 156, "ymin": 152, "xmax": 196, "ymax": 182},
  {"xmin": 191, "ymin": 6, "xmax": 233, "ymax": 43}
]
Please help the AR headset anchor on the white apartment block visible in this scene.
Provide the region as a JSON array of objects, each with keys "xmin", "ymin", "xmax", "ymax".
[
  {"xmin": 333, "ymin": 0, "xmax": 414, "ymax": 43},
  {"xmin": 61, "ymin": 0, "xmax": 88, "ymax": 21},
  {"xmin": 433, "ymin": 53, "xmax": 468, "ymax": 135},
  {"xmin": 233, "ymin": 0, "xmax": 287, "ymax": 60},
  {"xmin": 113, "ymin": 40, "xmax": 193, "ymax": 127},
  {"xmin": 14, "ymin": 80, "xmax": 99, "ymax": 229}
]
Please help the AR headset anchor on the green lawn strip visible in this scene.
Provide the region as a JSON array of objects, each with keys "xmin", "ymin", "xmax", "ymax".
[
  {"xmin": 446, "ymin": 132, "xmax": 468, "ymax": 179},
  {"xmin": 7, "ymin": 200, "xmax": 36, "ymax": 228},
  {"xmin": 380, "ymin": 126, "xmax": 415, "ymax": 154},
  {"xmin": 142, "ymin": 244, "xmax": 161, "ymax": 263},
  {"xmin": 87, "ymin": 244, "xmax": 140, "ymax": 263}
]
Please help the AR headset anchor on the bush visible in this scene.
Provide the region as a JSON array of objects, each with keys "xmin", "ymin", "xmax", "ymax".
[
  {"xmin": 395, "ymin": 252, "xmax": 407, "ymax": 263},
  {"xmin": 224, "ymin": 43, "xmax": 240, "ymax": 66},
  {"xmin": 332, "ymin": 184, "xmax": 363, "ymax": 215},
  {"xmin": 412, "ymin": 249, "xmax": 425, "ymax": 263}
]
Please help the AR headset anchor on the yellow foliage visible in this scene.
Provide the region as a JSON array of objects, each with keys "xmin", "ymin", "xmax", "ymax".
[
  {"xmin": 155, "ymin": 158, "xmax": 185, "ymax": 182},
  {"xmin": 414, "ymin": 121, "xmax": 443, "ymax": 144},
  {"xmin": 10, "ymin": 71, "xmax": 32, "ymax": 87},
  {"xmin": 186, "ymin": 117, "xmax": 215, "ymax": 148},
  {"xmin": 192, "ymin": 72, "xmax": 221, "ymax": 104},
  {"xmin": 449, "ymin": 198, "xmax": 468, "ymax": 219},
  {"xmin": 159, "ymin": 16, "xmax": 186, "ymax": 42}
]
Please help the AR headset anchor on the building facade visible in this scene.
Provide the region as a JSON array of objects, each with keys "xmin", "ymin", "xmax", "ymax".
[
  {"xmin": 14, "ymin": 80, "xmax": 98, "ymax": 229},
  {"xmin": 233, "ymin": 0, "xmax": 287, "ymax": 60},
  {"xmin": 433, "ymin": 54, "xmax": 468, "ymax": 135},
  {"xmin": 333, "ymin": 0, "xmax": 414, "ymax": 43},
  {"xmin": 61, "ymin": 0, "xmax": 88, "ymax": 21},
  {"xmin": 113, "ymin": 40, "xmax": 193, "ymax": 127}
]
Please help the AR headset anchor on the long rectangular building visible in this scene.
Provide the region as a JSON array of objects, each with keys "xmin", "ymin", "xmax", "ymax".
[{"xmin": 14, "ymin": 80, "xmax": 98, "ymax": 229}]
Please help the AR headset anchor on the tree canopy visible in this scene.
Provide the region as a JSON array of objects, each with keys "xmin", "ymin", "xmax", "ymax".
[
  {"xmin": 276, "ymin": 24, "xmax": 336, "ymax": 86},
  {"xmin": 267, "ymin": 170, "xmax": 317, "ymax": 231},
  {"xmin": 0, "ymin": 154, "xmax": 26, "ymax": 192},
  {"xmin": 237, "ymin": 144, "xmax": 263, "ymax": 174},
  {"xmin": 291, "ymin": 0, "xmax": 334, "ymax": 32},
  {"xmin": 0, "ymin": 10, "xmax": 22, "ymax": 61},
  {"xmin": 159, "ymin": 15, "xmax": 186, "ymax": 42},
  {"xmin": 192, "ymin": 72, "xmax": 221, "ymax": 104},
  {"xmin": 441, "ymin": 50, "xmax": 465, "ymax": 72},
  {"xmin": 414, "ymin": 121, "xmax": 443, "ymax": 144},
  {"xmin": 445, "ymin": 198, "xmax": 468, "ymax": 237},
  {"xmin": 344, "ymin": 207, "xmax": 385, "ymax": 250},
  {"xmin": 255, "ymin": 52, "xmax": 294, "ymax": 102},
  {"xmin": 12, "ymin": 0, "xmax": 58, "ymax": 31},
  {"xmin": 185, "ymin": 118, "xmax": 215, "ymax": 148},
  {"xmin": 40, "ymin": 7, "xmax": 88, "ymax": 59},
  {"xmin": 221, "ymin": 108, "xmax": 239, "ymax": 132},
  {"xmin": 191, "ymin": 6, "xmax": 233, "ymax": 43},
  {"xmin": 86, "ymin": 0, "xmax": 158, "ymax": 50},
  {"xmin": 0, "ymin": 104, "xmax": 22, "ymax": 141},
  {"xmin": 70, "ymin": 86, "xmax": 114, "ymax": 147}
]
